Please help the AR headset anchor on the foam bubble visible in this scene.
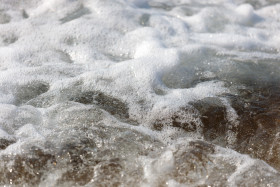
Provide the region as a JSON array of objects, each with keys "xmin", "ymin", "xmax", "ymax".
[{"xmin": 1, "ymin": 0, "xmax": 280, "ymax": 185}]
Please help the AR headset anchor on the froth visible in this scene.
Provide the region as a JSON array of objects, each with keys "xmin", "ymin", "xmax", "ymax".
[{"xmin": 0, "ymin": 0, "xmax": 280, "ymax": 186}]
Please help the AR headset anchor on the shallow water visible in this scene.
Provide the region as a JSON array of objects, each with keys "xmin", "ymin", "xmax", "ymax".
[{"xmin": 0, "ymin": 0, "xmax": 280, "ymax": 186}]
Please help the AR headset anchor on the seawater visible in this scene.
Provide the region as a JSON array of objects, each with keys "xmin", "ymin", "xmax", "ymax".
[{"xmin": 0, "ymin": 0, "xmax": 280, "ymax": 186}]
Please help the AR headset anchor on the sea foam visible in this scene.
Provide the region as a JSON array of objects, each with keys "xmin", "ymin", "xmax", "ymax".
[{"xmin": 0, "ymin": 0, "xmax": 280, "ymax": 186}]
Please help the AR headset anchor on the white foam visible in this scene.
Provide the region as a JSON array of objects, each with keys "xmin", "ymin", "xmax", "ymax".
[
  {"xmin": 0, "ymin": 0, "xmax": 280, "ymax": 185},
  {"xmin": 0, "ymin": 128, "xmax": 14, "ymax": 140}
]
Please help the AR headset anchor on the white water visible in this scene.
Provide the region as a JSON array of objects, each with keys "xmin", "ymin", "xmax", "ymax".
[{"xmin": 0, "ymin": 0, "xmax": 280, "ymax": 186}]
